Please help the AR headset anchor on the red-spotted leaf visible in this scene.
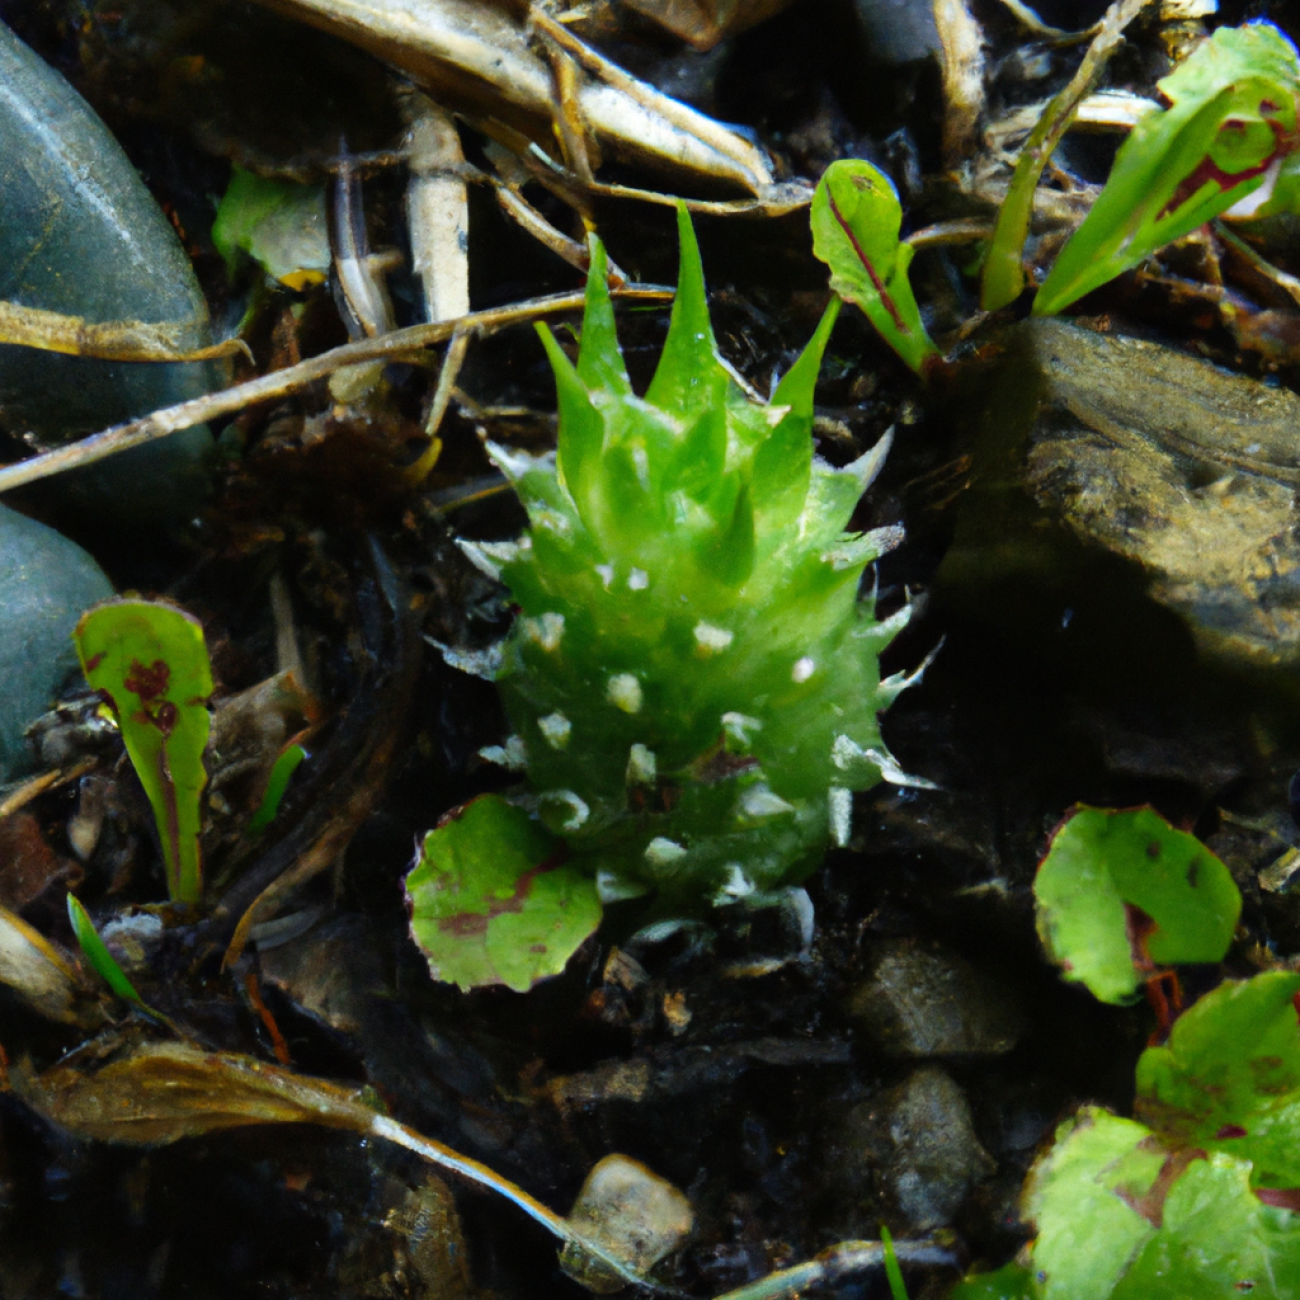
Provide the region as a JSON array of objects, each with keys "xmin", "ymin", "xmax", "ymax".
[
  {"xmin": 75, "ymin": 599, "xmax": 213, "ymax": 904},
  {"xmin": 1035, "ymin": 806, "xmax": 1241, "ymax": 1005},
  {"xmin": 406, "ymin": 795, "xmax": 602, "ymax": 993},
  {"xmin": 1135, "ymin": 970, "xmax": 1300, "ymax": 1189}
]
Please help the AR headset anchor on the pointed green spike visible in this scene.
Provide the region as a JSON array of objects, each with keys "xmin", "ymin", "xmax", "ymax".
[
  {"xmin": 666, "ymin": 405, "xmax": 726, "ymax": 499},
  {"xmin": 536, "ymin": 323, "xmax": 604, "ymax": 514},
  {"xmin": 773, "ymin": 296, "xmax": 841, "ymax": 418},
  {"xmin": 600, "ymin": 440, "xmax": 660, "ymax": 539},
  {"xmin": 645, "ymin": 205, "xmax": 723, "ymax": 418},
  {"xmin": 751, "ymin": 302, "xmax": 838, "ymax": 523},
  {"xmin": 752, "ymin": 409, "xmax": 812, "ymax": 526},
  {"xmin": 705, "ymin": 480, "xmax": 755, "ymax": 588},
  {"xmin": 577, "ymin": 235, "xmax": 632, "ymax": 397}
]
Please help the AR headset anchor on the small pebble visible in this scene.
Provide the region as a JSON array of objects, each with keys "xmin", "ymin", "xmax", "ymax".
[
  {"xmin": 829, "ymin": 1066, "xmax": 995, "ymax": 1231},
  {"xmin": 561, "ymin": 1154, "xmax": 694, "ymax": 1292},
  {"xmin": 848, "ymin": 938, "xmax": 1026, "ymax": 1057}
]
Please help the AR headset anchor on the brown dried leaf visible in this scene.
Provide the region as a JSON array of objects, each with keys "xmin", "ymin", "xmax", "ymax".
[
  {"xmin": 0, "ymin": 905, "xmax": 86, "ymax": 1025},
  {"xmin": 17, "ymin": 1041, "xmax": 374, "ymax": 1145},
  {"xmin": 0, "ymin": 811, "xmax": 82, "ymax": 912},
  {"xmin": 935, "ymin": 0, "xmax": 987, "ymax": 166},
  {"xmin": 256, "ymin": 0, "xmax": 773, "ymax": 193}
]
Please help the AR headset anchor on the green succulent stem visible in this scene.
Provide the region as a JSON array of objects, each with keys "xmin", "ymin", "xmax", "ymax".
[
  {"xmin": 471, "ymin": 205, "xmax": 914, "ymax": 917},
  {"xmin": 409, "ymin": 209, "xmax": 922, "ymax": 989}
]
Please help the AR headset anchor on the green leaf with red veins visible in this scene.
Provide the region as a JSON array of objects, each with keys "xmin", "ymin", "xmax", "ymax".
[
  {"xmin": 406, "ymin": 795, "xmax": 600, "ymax": 993},
  {"xmin": 1135, "ymin": 970, "xmax": 1300, "ymax": 1189},
  {"xmin": 1035, "ymin": 22, "xmax": 1300, "ymax": 316},
  {"xmin": 74, "ymin": 599, "xmax": 212, "ymax": 904},
  {"xmin": 963, "ymin": 1101, "xmax": 1300, "ymax": 1300},
  {"xmin": 810, "ymin": 159, "xmax": 940, "ymax": 375}
]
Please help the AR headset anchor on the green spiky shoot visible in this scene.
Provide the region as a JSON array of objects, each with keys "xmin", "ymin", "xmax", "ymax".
[{"xmin": 461, "ymin": 208, "xmax": 921, "ymax": 919}]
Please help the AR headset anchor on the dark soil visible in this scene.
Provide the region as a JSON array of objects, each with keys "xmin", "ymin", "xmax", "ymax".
[{"xmin": 3, "ymin": 1, "xmax": 1300, "ymax": 1297}]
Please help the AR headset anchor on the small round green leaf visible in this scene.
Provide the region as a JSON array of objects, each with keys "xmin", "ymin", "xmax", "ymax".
[
  {"xmin": 1035, "ymin": 807, "xmax": 1241, "ymax": 1005},
  {"xmin": 406, "ymin": 795, "xmax": 602, "ymax": 993},
  {"xmin": 1024, "ymin": 1108, "xmax": 1161, "ymax": 1300}
]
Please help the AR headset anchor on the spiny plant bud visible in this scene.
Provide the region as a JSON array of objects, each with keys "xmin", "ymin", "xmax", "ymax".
[
  {"xmin": 480, "ymin": 209, "xmax": 916, "ymax": 910},
  {"xmin": 409, "ymin": 209, "xmax": 923, "ymax": 990}
]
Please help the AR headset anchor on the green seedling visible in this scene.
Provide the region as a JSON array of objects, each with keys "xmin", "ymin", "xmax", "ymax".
[
  {"xmin": 810, "ymin": 160, "xmax": 940, "ymax": 376},
  {"xmin": 408, "ymin": 207, "xmax": 918, "ymax": 990},
  {"xmin": 66, "ymin": 893, "xmax": 147, "ymax": 1009},
  {"xmin": 246, "ymin": 742, "xmax": 308, "ymax": 837},
  {"xmin": 957, "ymin": 975, "xmax": 1300, "ymax": 1300},
  {"xmin": 880, "ymin": 1225, "xmax": 910, "ymax": 1300},
  {"xmin": 212, "ymin": 166, "xmax": 331, "ymax": 292},
  {"xmin": 959, "ymin": 809, "xmax": 1300, "ymax": 1299},
  {"xmin": 74, "ymin": 599, "xmax": 213, "ymax": 905},
  {"xmin": 979, "ymin": 0, "xmax": 1151, "ymax": 312},
  {"xmin": 1034, "ymin": 22, "xmax": 1300, "ymax": 316},
  {"xmin": 1034, "ymin": 806, "xmax": 1240, "ymax": 1005}
]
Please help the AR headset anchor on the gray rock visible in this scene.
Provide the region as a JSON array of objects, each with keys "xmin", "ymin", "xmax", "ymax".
[
  {"xmin": 839, "ymin": 1066, "xmax": 995, "ymax": 1231},
  {"xmin": 0, "ymin": 504, "xmax": 113, "ymax": 781},
  {"xmin": 853, "ymin": 0, "xmax": 940, "ymax": 65},
  {"xmin": 0, "ymin": 21, "xmax": 220, "ymax": 532},
  {"xmin": 849, "ymin": 938, "xmax": 1026, "ymax": 1057}
]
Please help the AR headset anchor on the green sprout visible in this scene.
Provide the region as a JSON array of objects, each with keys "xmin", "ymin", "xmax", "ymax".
[
  {"xmin": 810, "ymin": 160, "xmax": 940, "ymax": 376},
  {"xmin": 823, "ymin": 25, "xmax": 1300, "ymax": 328},
  {"xmin": 66, "ymin": 893, "xmax": 147, "ymax": 1009},
  {"xmin": 407, "ymin": 207, "xmax": 920, "ymax": 990},
  {"xmin": 880, "ymin": 1225, "xmax": 911, "ymax": 1300},
  {"xmin": 246, "ymin": 742, "xmax": 308, "ymax": 837},
  {"xmin": 74, "ymin": 599, "xmax": 213, "ymax": 905},
  {"xmin": 1034, "ymin": 22, "xmax": 1300, "ymax": 316},
  {"xmin": 958, "ymin": 813, "xmax": 1300, "ymax": 1299}
]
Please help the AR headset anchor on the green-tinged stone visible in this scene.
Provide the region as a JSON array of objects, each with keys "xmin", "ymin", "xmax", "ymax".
[
  {"xmin": 0, "ymin": 21, "xmax": 220, "ymax": 531},
  {"xmin": 941, "ymin": 319, "xmax": 1300, "ymax": 674},
  {"xmin": 0, "ymin": 504, "xmax": 113, "ymax": 781}
]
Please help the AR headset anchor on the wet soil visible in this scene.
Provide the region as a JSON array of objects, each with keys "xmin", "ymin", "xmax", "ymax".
[{"xmin": 3, "ymin": 0, "xmax": 1300, "ymax": 1297}]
